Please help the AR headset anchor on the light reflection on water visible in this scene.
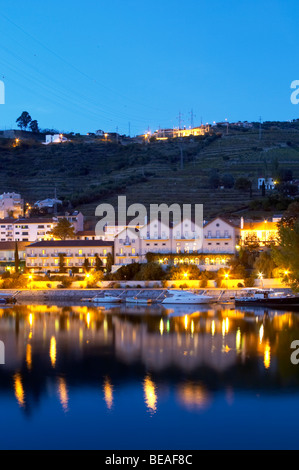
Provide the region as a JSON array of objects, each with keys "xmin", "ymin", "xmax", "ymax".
[{"xmin": 0, "ymin": 303, "xmax": 299, "ymax": 449}]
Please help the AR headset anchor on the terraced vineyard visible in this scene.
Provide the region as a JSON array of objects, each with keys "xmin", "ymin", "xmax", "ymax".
[{"xmin": 1, "ymin": 125, "xmax": 299, "ymax": 222}]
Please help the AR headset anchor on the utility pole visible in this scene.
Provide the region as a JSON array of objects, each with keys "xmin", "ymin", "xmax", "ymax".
[
  {"xmin": 128, "ymin": 122, "xmax": 131, "ymax": 137},
  {"xmin": 259, "ymin": 116, "xmax": 262, "ymax": 141},
  {"xmin": 116, "ymin": 126, "xmax": 119, "ymax": 144},
  {"xmin": 225, "ymin": 118, "xmax": 229, "ymax": 135},
  {"xmin": 177, "ymin": 111, "xmax": 183, "ymax": 130},
  {"xmin": 190, "ymin": 108, "xmax": 196, "ymax": 129}
]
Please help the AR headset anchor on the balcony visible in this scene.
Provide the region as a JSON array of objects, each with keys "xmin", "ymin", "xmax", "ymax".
[{"xmin": 204, "ymin": 235, "xmax": 232, "ymax": 239}]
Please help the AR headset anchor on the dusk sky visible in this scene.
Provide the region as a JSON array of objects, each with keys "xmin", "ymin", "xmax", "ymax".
[{"xmin": 0, "ymin": 0, "xmax": 298, "ymax": 135}]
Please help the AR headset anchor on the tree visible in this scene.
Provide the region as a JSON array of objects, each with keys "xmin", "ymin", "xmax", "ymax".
[
  {"xmin": 254, "ymin": 251, "xmax": 277, "ymax": 278},
  {"xmin": 279, "ymin": 202, "xmax": 299, "ymax": 228},
  {"xmin": 222, "ymin": 173, "xmax": 235, "ymax": 189},
  {"xmin": 106, "ymin": 252, "xmax": 114, "ymax": 273},
  {"xmin": 16, "ymin": 111, "xmax": 32, "ymax": 130},
  {"xmin": 59, "ymin": 253, "xmax": 66, "ymax": 273},
  {"xmin": 209, "ymin": 171, "xmax": 220, "ymax": 189},
  {"xmin": 83, "ymin": 258, "xmax": 90, "ymax": 272},
  {"xmin": 49, "ymin": 218, "xmax": 75, "ymax": 240},
  {"xmin": 14, "ymin": 242, "xmax": 19, "ymax": 272},
  {"xmin": 86, "ymin": 270, "xmax": 104, "ymax": 288},
  {"xmin": 110, "ymin": 263, "xmax": 141, "ymax": 281},
  {"xmin": 94, "ymin": 253, "xmax": 103, "ymax": 271},
  {"xmin": 272, "ymin": 221, "xmax": 299, "ymax": 292},
  {"xmin": 135, "ymin": 262, "xmax": 164, "ymax": 281},
  {"xmin": 167, "ymin": 264, "xmax": 201, "ymax": 281},
  {"xmin": 29, "ymin": 120, "xmax": 39, "ymax": 133},
  {"xmin": 234, "ymin": 177, "xmax": 252, "ymax": 191}
]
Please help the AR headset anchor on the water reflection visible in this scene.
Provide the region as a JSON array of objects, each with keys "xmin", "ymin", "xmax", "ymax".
[
  {"xmin": 103, "ymin": 376, "xmax": 114, "ymax": 410},
  {"xmin": 176, "ymin": 381, "xmax": 211, "ymax": 411},
  {"xmin": 50, "ymin": 337, "xmax": 56, "ymax": 368},
  {"xmin": 0, "ymin": 303, "xmax": 298, "ymax": 420},
  {"xmin": 143, "ymin": 374, "xmax": 157, "ymax": 415},
  {"xmin": 57, "ymin": 377, "xmax": 69, "ymax": 413},
  {"xmin": 13, "ymin": 373, "xmax": 25, "ymax": 408}
]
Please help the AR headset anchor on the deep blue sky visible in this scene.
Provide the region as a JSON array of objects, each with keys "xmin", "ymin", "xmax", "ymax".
[{"xmin": 0, "ymin": 0, "xmax": 298, "ymax": 136}]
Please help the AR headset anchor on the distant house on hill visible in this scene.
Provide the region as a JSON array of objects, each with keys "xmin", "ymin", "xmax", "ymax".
[
  {"xmin": 34, "ymin": 198, "xmax": 62, "ymax": 210},
  {"xmin": 258, "ymin": 177, "xmax": 276, "ymax": 190},
  {"xmin": 0, "ymin": 192, "xmax": 24, "ymax": 219},
  {"xmin": 43, "ymin": 134, "xmax": 68, "ymax": 145}
]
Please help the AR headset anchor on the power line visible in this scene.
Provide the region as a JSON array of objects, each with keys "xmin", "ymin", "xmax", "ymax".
[{"xmin": 0, "ymin": 12, "xmax": 163, "ymax": 114}]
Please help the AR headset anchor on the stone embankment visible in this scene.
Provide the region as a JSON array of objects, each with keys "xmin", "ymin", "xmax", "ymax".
[{"xmin": 0, "ymin": 287, "xmax": 292, "ymax": 304}]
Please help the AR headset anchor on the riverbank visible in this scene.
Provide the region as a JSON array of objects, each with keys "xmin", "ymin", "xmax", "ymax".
[{"xmin": 1, "ymin": 287, "xmax": 292, "ymax": 303}]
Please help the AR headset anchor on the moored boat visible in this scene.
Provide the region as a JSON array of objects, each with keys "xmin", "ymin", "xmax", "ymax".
[
  {"xmin": 235, "ymin": 289, "xmax": 299, "ymax": 308},
  {"xmin": 91, "ymin": 293, "xmax": 123, "ymax": 303},
  {"xmin": 162, "ymin": 290, "xmax": 214, "ymax": 305},
  {"xmin": 125, "ymin": 296, "xmax": 153, "ymax": 304}
]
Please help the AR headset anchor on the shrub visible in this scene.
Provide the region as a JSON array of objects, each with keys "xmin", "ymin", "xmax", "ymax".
[
  {"xmin": 58, "ymin": 277, "xmax": 73, "ymax": 288},
  {"xmin": 244, "ymin": 277, "xmax": 255, "ymax": 288}
]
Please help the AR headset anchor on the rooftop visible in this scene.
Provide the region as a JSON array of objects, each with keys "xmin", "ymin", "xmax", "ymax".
[
  {"xmin": 28, "ymin": 240, "xmax": 114, "ymax": 248},
  {"xmin": 0, "ymin": 241, "xmax": 30, "ymax": 250}
]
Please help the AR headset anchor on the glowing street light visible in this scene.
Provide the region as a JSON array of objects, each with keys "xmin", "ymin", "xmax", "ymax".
[
  {"xmin": 258, "ymin": 272, "xmax": 264, "ymax": 288},
  {"xmin": 224, "ymin": 272, "xmax": 230, "ymax": 289}
]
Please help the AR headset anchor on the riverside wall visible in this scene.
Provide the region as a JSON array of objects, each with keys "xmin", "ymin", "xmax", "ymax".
[{"xmin": 0, "ymin": 286, "xmax": 292, "ymax": 303}]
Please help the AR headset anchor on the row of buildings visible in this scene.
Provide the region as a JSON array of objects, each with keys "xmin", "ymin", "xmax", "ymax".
[
  {"xmin": 0, "ymin": 213, "xmax": 280, "ymax": 274},
  {"xmin": 0, "ymin": 191, "xmax": 280, "ymax": 273}
]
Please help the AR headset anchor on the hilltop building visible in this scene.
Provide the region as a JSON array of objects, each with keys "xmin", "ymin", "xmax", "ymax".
[
  {"xmin": 0, "ymin": 192, "xmax": 24, "ymax": 219},
  {"xmin": 34, "ymin": 198, "xmax": 62, "ymax": 210},
  {"xmin": 258, "ymin": 177, "xmax": 276, "ymax": 190},
  {"xmin": 43, "ymin": 134, "xmax": 68, "ymax": 145}
]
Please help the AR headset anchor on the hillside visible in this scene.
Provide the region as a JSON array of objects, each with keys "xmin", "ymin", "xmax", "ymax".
[{"xmin": 1, "ymin": 124, "xmax": 299, "ymax": 223}]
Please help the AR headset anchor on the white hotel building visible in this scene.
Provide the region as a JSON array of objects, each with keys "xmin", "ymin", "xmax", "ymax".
[{"xmin": 114, "ymin": 217, "xmax": 240, "ymax": 270}]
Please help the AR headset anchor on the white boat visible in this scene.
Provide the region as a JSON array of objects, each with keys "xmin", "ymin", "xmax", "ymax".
[
  {"xmin": 162, "ymin": 290, "xmax": 214, "ymax": 304},
  {"xmin": 91, "ymin": 294, "xmax": 123, "ymax": 303},
  {"xmin": 125, "ymin": 296, "xmax": 153, "ymax": 304}
]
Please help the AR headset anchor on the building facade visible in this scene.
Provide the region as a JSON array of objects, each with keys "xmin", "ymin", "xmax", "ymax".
[
  {"xmin": 114, "ymin": 218, "xmax": 238, "ymax": 271},
  {"xmin": 0, "ymin": 192, "xmax": 24, "ymax": 219},
  {"xmin": 240, "ymin": 219, "xmax": 279, "ymax": 247},
  {"xmin": 0, "ymin": 241, "xmax": 29, "ymax": 272},
  {"xmin": 26, "ymin": 240, "xmax": 114, "ymax": 273}
]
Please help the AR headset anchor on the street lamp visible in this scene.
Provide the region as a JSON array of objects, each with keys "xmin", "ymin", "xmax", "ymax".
[
  {"xmin": 258, "ymin": 272, "xmax": 264, "ymax": 288},
  {"xmin": 224, "ymin": 272, "xmax": 230, "ymax": 289}
]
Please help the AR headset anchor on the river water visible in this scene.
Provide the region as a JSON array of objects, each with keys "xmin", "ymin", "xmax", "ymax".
[{"xmin": 0, "ymin": 302, "xmax": 299, "ymax": 450}]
